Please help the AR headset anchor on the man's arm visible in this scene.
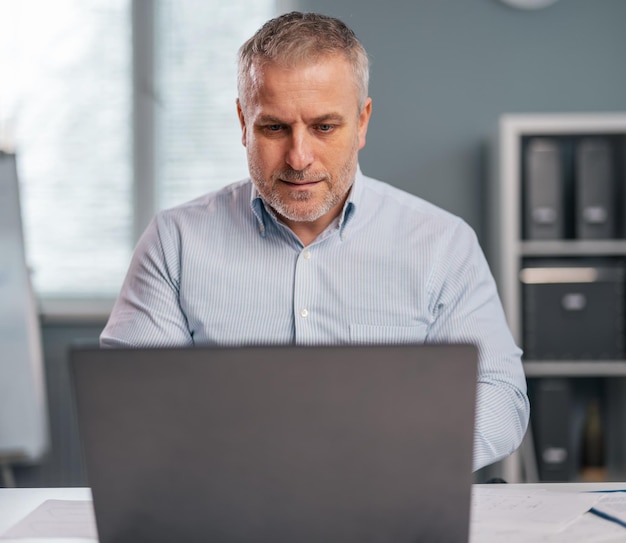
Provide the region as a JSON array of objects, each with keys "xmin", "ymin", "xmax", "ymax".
[
  {"xmin": 426, "ymin": 220, "xmax": 530, "ymax": 471},
  {"xmin": 100, "ymin": 215, "xmax": 193, "ymax": 348}
]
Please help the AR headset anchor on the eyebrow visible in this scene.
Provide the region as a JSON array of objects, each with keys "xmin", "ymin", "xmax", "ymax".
[
  {"xmin": 255, "ymin": 113, "xmax": 346, "ymax": 125},
  {"xmin": 312, "ymin": 113, "xmax": 346, "ymax": 124},
  {"xmin": 255, "ymin": 115, "xmax": 285, "ymax": 125}
]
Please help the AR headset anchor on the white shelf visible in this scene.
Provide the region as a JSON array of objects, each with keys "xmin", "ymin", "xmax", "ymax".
[
  {"xmin": 490, "ymin": 112, "xmax": 626, "ymax": 483},
  {"xmin": 499, "ymin": 112, "xmax": 626, "ymax": 135},
  {"xmin": 520, "ymin": 240, "xmax": 626, "ymax": 257},
  {"xmin": 491, "ymin": 112, "xmax": 626, "ymax": 342},
  {"xmin": 524, "ymin": 361, "xmax": 626, "ymax": 378}
]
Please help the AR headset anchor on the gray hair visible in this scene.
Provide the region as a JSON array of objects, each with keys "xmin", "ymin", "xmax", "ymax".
[{"xmin": 238, "ymin": 11, "xmax": 370, "ymax": 111}]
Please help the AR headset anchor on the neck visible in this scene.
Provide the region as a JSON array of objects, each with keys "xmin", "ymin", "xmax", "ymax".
[
  {"xmin": 277, "ymin": 192, "xmax": 349, "ymax": 246},
  {"xmin": 263, "ymin": 177, "xmax": 358, "ymax": 244},
  {"xmin": 282, "ymin": 215, "xmax": 337, "ymax": 246}
]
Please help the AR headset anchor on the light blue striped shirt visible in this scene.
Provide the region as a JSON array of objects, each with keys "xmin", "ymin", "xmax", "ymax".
[{"xmin": 101, "ymin": 169, "xmax": 529, "ymax": 471}]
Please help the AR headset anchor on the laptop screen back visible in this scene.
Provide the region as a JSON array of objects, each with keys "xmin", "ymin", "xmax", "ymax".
[{"xmin": 71, "ymin": 344, "xmax": 477, "ymax": 543}]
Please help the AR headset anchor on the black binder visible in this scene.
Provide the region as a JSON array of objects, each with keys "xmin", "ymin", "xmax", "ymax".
[
  {"xmin": 532, "ymin": 379, "xmax": 575, "ymax": 482},
  {"xmin": 524, "ymin": 139, "xmax": 564, "ymax": 240},
  {"xmin": 576, "ymin": 138, "xmax": 616, "ymax": 239}
]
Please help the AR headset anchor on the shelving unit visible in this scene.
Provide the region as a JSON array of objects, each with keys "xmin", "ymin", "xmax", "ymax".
[{"xmin": 489, "ymin": 113, "xmax": 626, "ymax": 483}]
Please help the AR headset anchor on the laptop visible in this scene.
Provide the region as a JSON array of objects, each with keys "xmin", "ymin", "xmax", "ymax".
[{"xmin": 70, "ymin": 344, "xmax": 478, "ymax": 543}]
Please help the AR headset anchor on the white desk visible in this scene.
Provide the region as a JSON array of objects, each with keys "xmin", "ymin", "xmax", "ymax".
[
  {"xmin": 0, "ymin": 488, "xmax": 92, "ymax": 542},
  {"xmin": 1, "ymin": 484, "xmax": 626, "ymax": 542}
]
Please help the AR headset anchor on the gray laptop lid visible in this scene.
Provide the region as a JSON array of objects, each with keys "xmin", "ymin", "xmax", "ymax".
[{"xmin": 71, "ymin": 344, "xmax": 477, "ymax": 543}]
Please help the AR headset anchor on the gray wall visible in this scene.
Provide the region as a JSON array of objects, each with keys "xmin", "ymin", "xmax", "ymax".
[{"xmin": 297, "ymin": 0, "xmax": 626, "ymax": 240}]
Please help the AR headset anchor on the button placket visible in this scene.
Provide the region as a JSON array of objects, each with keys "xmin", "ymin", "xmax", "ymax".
[
  {"xmin": 294, "ymin": 247, "xmax": 315, "ymax": 342},
  {"xmin": 299, "ymin": 249, "xmax": 311, "ymax": 319}
]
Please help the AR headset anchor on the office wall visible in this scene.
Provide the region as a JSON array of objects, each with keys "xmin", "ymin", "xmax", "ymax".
[{"xmin": 296, "ymin": 0, "xmax": 626, "ymax": 240}]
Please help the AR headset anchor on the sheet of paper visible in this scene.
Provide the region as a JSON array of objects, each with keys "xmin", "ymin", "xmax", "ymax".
[
  {"xmin": 591, "ymin": 493, "xmax": 626, "ymax": 527},
  {"xmin": 470, "ymin": 487, "xmax": 626, "ymax": 543},
  {"xmin": 471, "ymin": 511, "xmax": 626, "ymax": 543},
  {"xmin": 471, "ymin": 487, "xmax": 602, "ymax": 531},
  {"xmin": 0, "ymin": 500, "xmax": 97, "ymax": 540}
]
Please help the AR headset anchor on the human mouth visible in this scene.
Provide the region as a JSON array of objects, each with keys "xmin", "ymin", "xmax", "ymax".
[
  {"xmin": 277, "ymin": 173, "xmax": 327, "ymax": 188},
  {"xmin": 281, "ymin": 179, "xmax": 321, "ymax": 188}
]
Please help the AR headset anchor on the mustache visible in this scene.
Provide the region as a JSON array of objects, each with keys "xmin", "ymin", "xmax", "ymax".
[{"xmin": 273, "ymin": 169, "xmax": 329, "ymax": 183}]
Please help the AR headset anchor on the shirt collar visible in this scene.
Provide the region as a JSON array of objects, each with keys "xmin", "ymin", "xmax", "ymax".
[{"xmin": 250, "ymin": 165, "xmax": 364, "ymax": 240}]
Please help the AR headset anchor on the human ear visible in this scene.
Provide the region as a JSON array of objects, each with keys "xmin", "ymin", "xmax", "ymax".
[
  {"xmin": 358, "ymin": 97, "xmax": 372, "ymax": 150},
  {"xmin": 236, "ymin": 98, "xmax": 247, "ymax": 147}
]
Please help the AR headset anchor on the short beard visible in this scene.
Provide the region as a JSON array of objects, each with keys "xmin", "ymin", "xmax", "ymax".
[
  {"xmin": 265, "ymin": 170, "xmax": 341, "ymax": 222},
  {"xmin": 250, "ymin": 154, "xmax": 358, "ymax": 224}
]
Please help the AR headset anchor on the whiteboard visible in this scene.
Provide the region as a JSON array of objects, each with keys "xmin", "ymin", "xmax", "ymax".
[{"xmin": 0, "ymin": 151, "xmax": 49, "ymax": 462}]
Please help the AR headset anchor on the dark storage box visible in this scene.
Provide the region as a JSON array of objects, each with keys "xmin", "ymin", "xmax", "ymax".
[{"xmin": 521, "ymin": 260, "xmax": 625, "ymax": 360}]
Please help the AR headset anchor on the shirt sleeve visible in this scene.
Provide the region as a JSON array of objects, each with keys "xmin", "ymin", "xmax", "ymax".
[
  {"xmin": 426, "ymin": 219, "xmax": 530, "ymax": 472},
  {"xmin": 100, "ymin": 214, "xmax": 194, "ymax": 348}
]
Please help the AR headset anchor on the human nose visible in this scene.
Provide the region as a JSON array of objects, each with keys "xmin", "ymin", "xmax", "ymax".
[{"xmin": 285, "ymin": 128, "xmax": 314, "ymax": 171}]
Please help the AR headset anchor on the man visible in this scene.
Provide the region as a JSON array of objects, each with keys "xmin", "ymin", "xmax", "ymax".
[{"xmin": 101, "ymin": 11, "xmax": 529, "ymax": 471}]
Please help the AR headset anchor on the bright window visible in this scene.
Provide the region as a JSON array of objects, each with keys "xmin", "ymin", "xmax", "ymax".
[
  {"xmin": 0, "ymin": 0, "xmax": 276, "ymax": 303},
  {"xmin": 156, "ymin": 1, "xmax": 274, "ymax": 208},
  {"xmin": 0, "ymin": 0, "xmax": 132, "ymax": 297}
]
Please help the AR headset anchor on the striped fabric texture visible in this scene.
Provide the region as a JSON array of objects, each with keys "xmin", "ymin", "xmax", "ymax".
[{"xmin": 101, "ymin": 169, "xmax": 530, "ymax": 471}]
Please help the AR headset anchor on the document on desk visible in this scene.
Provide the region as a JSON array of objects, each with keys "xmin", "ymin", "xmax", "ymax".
[
  {"xmin": 0, "ymin": 500, "xmax": 97, "ymax": 540},
  {"xmin": 590, "ymin": 492, "xmax": 626, "ymax": 528},
  {"xmin": 470, "ymin": 487, "xmax": 626, "ymax": 543}
]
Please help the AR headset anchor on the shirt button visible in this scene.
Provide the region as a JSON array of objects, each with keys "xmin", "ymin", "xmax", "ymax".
[
  {"xmin": 300, "ymin": 308, "xmax": 309, "ymax": 318},
  {"xmin": 303, "ymin": 249, "xmax": 311, "ymax": 260}
]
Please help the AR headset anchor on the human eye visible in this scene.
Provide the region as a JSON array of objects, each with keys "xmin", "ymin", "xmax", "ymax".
[
  {"xmin": 259, "ymin": 123, "xmax": 287, "ymax": 137},
  {"xmin": 316, "ymin": 124, "xmax": 335, "ymax": 133}
]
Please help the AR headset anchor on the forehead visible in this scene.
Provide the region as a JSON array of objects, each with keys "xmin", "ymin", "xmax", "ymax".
[{"xmin": 246, "ymin": 55, "xmax": 360, "ymax": 116}]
